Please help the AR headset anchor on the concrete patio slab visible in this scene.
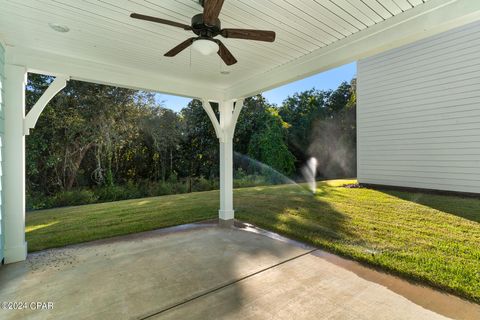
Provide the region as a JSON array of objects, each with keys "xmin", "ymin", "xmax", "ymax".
[
  {"xmin": 0, "ymin": 222, "xmax": 478, "ymax": 320},
  {"xmin": 158, "ymin": 253, "xmax": 447, "ymax": 320}
]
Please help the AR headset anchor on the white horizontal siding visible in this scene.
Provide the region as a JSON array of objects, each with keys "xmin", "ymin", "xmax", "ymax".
[{"xmin": 357, "ymin": 20, "xmax": 480, "ymax": 193}]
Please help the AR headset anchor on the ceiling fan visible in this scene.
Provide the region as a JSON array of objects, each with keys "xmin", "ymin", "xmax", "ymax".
[{"xmin": 130, "ymin": 0, "xmax": 276, "ymax": 66}]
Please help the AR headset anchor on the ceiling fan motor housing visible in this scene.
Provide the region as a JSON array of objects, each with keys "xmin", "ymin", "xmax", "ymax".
[{"xmin": 192, "ymin": 13, "xmax": 221, "ymax": 37}]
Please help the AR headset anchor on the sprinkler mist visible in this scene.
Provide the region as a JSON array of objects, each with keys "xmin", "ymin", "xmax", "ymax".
[
  {"xmin": 234, "ymin": 152, "xmax": 296, "ymax": 184},
  {"xmin": 301, "ymin": 157, "xmax": 318, "ymax": 194},
  {"xmin": 234, "ymin": 152, "xmax": 309, "ymax": 194}
]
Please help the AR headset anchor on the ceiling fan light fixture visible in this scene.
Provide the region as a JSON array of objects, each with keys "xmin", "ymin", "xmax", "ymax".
[{"xmin": 192, "ymin": 39, "xmax": 219, "ymax": 56}]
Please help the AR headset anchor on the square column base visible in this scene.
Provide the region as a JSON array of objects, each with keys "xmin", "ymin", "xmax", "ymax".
[
  {"xmin": 4, "ymin": 242, "xmax": 27, "ymax": 264},
  {"xmin": 218, "ymin": 218, "xmax": 234, "ymax": 228},
  {"xmin": 218, "ymin": 209, "xmax": 234, "ymax": 221}
]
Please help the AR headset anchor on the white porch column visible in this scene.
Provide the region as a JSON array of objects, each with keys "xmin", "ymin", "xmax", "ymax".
[
  {"xmin": 202, "ymin": 99, "xmax": 243, "ymax": 225},
  {"xmin": 218, "ymin": 101, "xmax": 234, "ymax": 221},
  {"xmin": 3, "ymin": 64, "xmax": 27, "ymax": 263}
]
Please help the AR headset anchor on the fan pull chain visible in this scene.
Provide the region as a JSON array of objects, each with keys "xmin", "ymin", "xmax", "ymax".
[{"xmin": 189, "ymin": 47, "xmax": 192, "ymax": 70}]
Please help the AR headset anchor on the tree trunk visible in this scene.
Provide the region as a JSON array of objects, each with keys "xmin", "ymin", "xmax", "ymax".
[
  {"xmin": 170, "ymin": 149, "xmax": 173, "ymax": 177},
  {"xmin": 65, "ymin": 142, "xmax": 94, "ymax": 190}
]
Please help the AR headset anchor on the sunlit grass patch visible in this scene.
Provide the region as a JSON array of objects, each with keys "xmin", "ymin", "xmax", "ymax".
[{"xmin": 26, "ymin": 221, "xmax": 59, "ymax": 233}]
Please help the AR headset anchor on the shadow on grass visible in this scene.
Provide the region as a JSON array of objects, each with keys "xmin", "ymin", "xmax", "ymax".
[
  {"xmin": 236, "ymin": 183, "xmax": 480, "ymax": 303},
  {"xmin": 378, "ymin": 188, "xmax": 480, "ymax": 223},
  {"xmin": 234, "ymin": 184, "xmax": 352, "ymax": 250}
]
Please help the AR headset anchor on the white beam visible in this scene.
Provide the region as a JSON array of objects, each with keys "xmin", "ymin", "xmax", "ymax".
[
  {"xmin": 24, "ymin": 76, "xmax": 69, "ymax": 135},
  {"xmin": 201, "ymin": 99, "xmax": 222, "ymax": 141},
  {"xmin": 225, "ymin": 0, "xmax": 480, "ymax": 99},
  {"xmin": 3, "ymin": 64, "xmax": 27, "ymax": 263},
  {"xmin": 229, "ymin": 99, "xmax": 244, "ymax": 138},
  {"xmin": 6, "ymin": 46, "xmax": 226, "ymax": 101}
]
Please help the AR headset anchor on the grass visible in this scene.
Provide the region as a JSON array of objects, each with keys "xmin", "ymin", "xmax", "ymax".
[{"xmin": 26, "ymin": 179, "xmax": 480, "ymax": 302}]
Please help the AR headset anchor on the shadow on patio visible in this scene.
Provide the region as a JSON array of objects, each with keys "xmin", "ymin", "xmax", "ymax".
[
  {"xmin": 3, "ymin": 183, "xmax": 351, "ymax": 319},
  {"xmin": 0, "ymin": 225, "xmax": 309, "ymax": 319}
]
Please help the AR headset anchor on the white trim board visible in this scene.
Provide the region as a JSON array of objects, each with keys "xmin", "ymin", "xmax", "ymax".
[{"xmin": 5, "ymin": 45, "xmax": 225, "ymax": 101}]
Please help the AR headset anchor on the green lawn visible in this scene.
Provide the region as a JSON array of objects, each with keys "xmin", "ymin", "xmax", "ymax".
[{"xmin": 26, "ymin": 180, "xmax": 480, "ymax": 302}]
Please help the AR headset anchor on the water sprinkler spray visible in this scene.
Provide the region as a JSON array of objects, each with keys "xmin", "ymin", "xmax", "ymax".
[{"xmin": 301, "ymin": 157, "xmax": 318, "ymax": 194}]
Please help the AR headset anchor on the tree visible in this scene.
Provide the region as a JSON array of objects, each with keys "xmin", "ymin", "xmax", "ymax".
[
  {"xmin": 141, "ymin": 107, "xmax": 181, "ymax": 181},
  {"xmin": 178, "ymin": 99, "xmax": 219, "ymax": 186},
  {"xmin": 26, "ymin": 73, "xmax": 356, "ymax": 208},
  {"xmin": 278, "ymin": 80, "xmax": 356, "ymax": 178},
  {"xmin": 279, "ymin": 89, "xmax": 328, "ymax": 165},
  {"xmin": 26, "ymin": 75, "xmax": 155, "ymax": 192},
  {"xmin": 236, "ymin": 95, "xmax": 296, "ymax": 176},
  {"xmin": 246, "ymin": 108, "xmax": 295, "ymax": 176}
]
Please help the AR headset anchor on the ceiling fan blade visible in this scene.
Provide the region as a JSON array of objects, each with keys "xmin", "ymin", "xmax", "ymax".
[
  {"xmin": 216, "ymin": 40, "xmax": 237, "ymax": 66},
  {"xmin": 164, "ymin": 38, "xmax": 195, "ymax": 57},
  {"xmin": 203, "ymin": 0, "xmax": 225, "ymax": 26},
  {"xmin": 221, "ymin": 29, "xmax": 276, "ymax": 42},
  {"xmin": 130, "ymin": 13, "xmax": 192, "ymax": 30}
]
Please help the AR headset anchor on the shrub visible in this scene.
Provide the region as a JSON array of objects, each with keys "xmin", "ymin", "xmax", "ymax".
[
  {"xmin": 171, "ymin": 180, "xmax": 189, "ymax": 194},
  {"xmin": 94, "ymin": 183, "xmax": 144, "ymax": 202},
  {"xmin": 234, "ymin": 168, "xmax": 247, "ymax": 180},
  {"xmin": 26, "ymin": 191, "xmax": 51, "ymax": 211},
  {"xmin": 147, "ymin": 181, "xmax": 173, "ymax": 197},
  {"xmin": 26, "ymin": 173, "xmax": 278, "ymax": 210},
  {"xmin": 233, "ymin": 173, "xmax": 272, "ymax": 188},
  {"xmin": 50, "ymin": 190, "xmax": 98, "ymax": 208},
  {"xmin": 192, "ymin": 176, "xmax": 216, "ymax": 192},
  {"xmin": 95, "ymin": 185, "xmax": 125, "ymax": 202}
]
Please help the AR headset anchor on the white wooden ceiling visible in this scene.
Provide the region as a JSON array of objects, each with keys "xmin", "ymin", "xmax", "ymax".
[{"xmin": 1, "ymin": 0, "xmax": 478, "ymax": 99}]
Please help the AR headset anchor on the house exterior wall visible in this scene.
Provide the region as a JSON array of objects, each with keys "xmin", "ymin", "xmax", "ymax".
[
  {"xmin": 357, "ymin": 20, "xmax": 480, "ymax": 194},
  {"xmin": 0, "ymin": 43, "xmax": 5, "ymax": 262}
]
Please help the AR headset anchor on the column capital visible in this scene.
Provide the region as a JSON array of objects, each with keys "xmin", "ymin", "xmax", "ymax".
[{"xmin": 5, "ymin": 64, "xmax": 27, "ymax": 83}]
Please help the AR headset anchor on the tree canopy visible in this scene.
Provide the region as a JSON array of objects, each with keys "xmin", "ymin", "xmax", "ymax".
[{"xmin": 25, "ymin": 75, "xmax": 356, "ymax": 209}]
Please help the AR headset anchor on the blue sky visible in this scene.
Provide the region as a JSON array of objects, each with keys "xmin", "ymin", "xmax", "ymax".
[{"xmin": 155, "ymin": 62, "xmax": 356, "ymax": 112}]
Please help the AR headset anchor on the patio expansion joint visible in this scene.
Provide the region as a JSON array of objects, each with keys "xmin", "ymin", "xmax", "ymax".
[{"xmin": 138, "ymin": 248, "xmax": 319, "ymax": 320}]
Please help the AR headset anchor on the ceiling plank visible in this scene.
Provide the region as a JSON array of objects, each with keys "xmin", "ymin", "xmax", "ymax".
[
  {"xmin": 226, "ymin": 0, "xmax": 480, "ymax": 99},
  {"xmin": 0, "ymin": 0, "xmax": 465, "ymax": 101},
  {"xmin": 360, "ymin": 0, "xmax": 393, "ymax": 20}
]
